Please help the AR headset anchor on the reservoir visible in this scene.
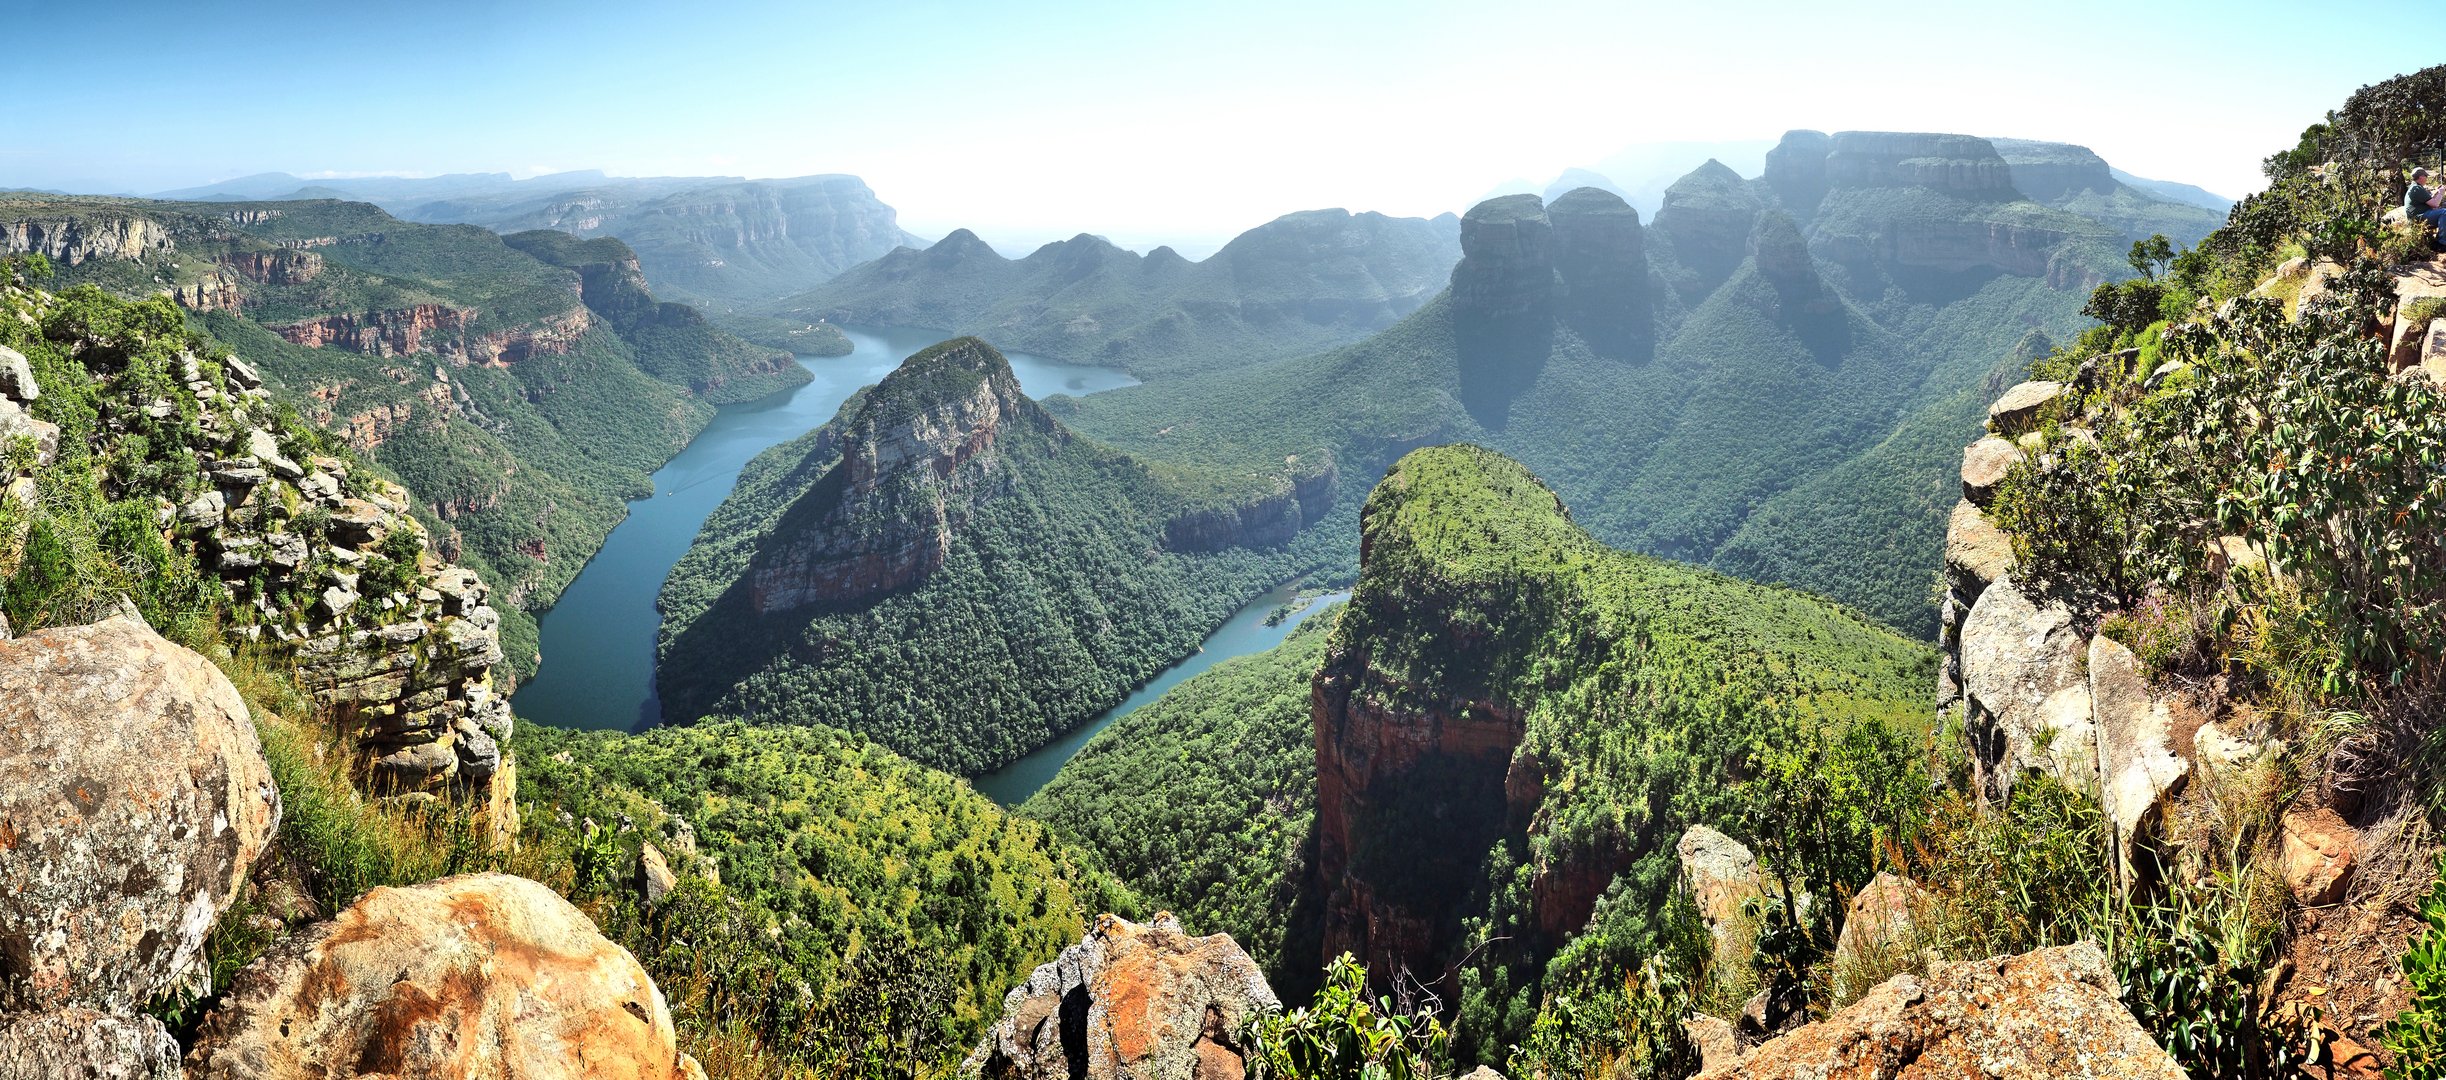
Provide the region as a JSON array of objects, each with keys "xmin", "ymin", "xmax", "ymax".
[
  {"xmin": 972, "ymin": 585, "xmax": 1348, "ymax": 806},
  {"xmin": 511, "ymin": 325, "xmax": 1136, "ymax": 733}
]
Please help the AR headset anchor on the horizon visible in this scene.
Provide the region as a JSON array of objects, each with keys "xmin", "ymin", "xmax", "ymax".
[{"xmin": 10, "ymin": 0, "xmax": 2436, "ymax": 253}]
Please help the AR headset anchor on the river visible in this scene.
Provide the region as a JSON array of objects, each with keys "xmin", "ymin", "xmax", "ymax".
[
  {"xmin": 510, "ymin": 325, "xmax": 1136, "ymax": 734},
  {"xmin": 971, "ymin": 585, "xmax": 1348, "ymax": 806}
]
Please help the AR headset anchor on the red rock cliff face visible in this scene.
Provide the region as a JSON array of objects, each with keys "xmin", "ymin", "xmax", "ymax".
[
  {"xmin": 217, "ymin": 249, "xmax": 323, "ymax": 285},
  {"xmin": 273, "ymin": 305, "xmax": 590, "ymax": 365}
]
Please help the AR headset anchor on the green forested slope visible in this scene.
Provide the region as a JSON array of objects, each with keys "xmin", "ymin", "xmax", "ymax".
[
  {"xmin": 656, "ymin": 338, "xmax": 1334, "ymax": 775},
  {"xmin": 1020, "ymin": 614, "xmax": 1337, "ymax": 980},
  {"xmin": 0, "ymin": 194, "xmax": 795, "ymax": 673},
  {"xmin": 517, "ymin": 719, "xmax": 1136, "ymax": 1073}
]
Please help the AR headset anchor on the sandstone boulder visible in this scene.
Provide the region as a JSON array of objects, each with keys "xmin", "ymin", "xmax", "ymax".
[
  {"xmin": 1958, "ymin": 437, "xmax": 2021, "ymax": 507},
  {"xmin": 187, "ymin": 872, "xmax": 698, "ymax": 1080},
  {"xmin": 1830, "ymin": 873, "xmax": 1938, "ymax": 1004},
  {"xmin": 1696, "ymin": 943, "xmax": 2183, "ymax": 1079},
  {"xmin": 1679, "ymin": 825, "xmax": 1767, "ymax": 974},
  {"xmin": 2089, "ymin": 636, "xmax": 2190, "ymax": 884},
  {"xmin": 2281, "ymin": 806, "xmax": 2357, "ymax": 906},
  {"xmin": 1942, "ymin": 501, "xmax": 2015, "ymax": 598},
  {"xmin": 0, "ymin": 397, "xmax": 60, "ymax": 468},
  {"xmin": 1958, "ymin": 577, "xmax": 2093, "ymax": 800},
  {"xmin": 1985, "ymin": 381, "xmax": 2064, "ymax": 435},
  {"xmin": 0, "ymin": 617, "xmax": 280, "ymax": 1014},
  {"xmin": 0, "ymin": 1006, "xmax": 180, "ymax": 1080},
  {"xmin": 0, "ymin": 344, "xmax": 36, "ymax": 402},
  {"xmin": 969, "ymin": 912, "xmax": 1278, "ymax": 1080},
  {"xmin": 639, "ymin": 841, "xmax": 677, "ymax": 907}
]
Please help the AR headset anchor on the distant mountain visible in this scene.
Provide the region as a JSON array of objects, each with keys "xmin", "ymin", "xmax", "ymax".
[
  {"xmin": 402, "ymin": 175, "xmax": 924, "ymax": 307},
  {"xmin": 1543, "ymin": 167, "xmax": 1629, "ymax": 204},
  {"xmin": 145, "ymin": 171, "xmax": 921, "ymax": 308},
  {"xmin": 1047, "ymin": 130, "xmax": 2225, "ymax": 637},
  {"xmin": 2110, "ymin": 167, "xmax": 2234, "ymax": 212},
  {"xmin": 1990, "ymin": 138, "xmax": 2227, "ymax": 243},
  {"xmin": 775, "ymin": 208, "xmax": 1464, "ymax": 379},
  {"xmin": 1, "ymin": 193, "xmax": 797, "ymax": 673}
]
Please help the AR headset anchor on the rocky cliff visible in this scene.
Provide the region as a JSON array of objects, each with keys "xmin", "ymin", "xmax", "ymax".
[
  {"xmin": 1306, "ymin": 446, "xmax": 1928, "ymax": 999},
  {"xmin": 1161, "ymin": 453, "xmax": 1338, "ymax": 552},
  {"xmin": 273, "ymin": 303, "xmax": 590, "ymax": 366},
  {"xmin": 746, "ymin": 336, "xmax": 1039, "ymax": 614},
  {"xmin": 968, "ymin": 913, "xmax": 1279, "ymax": 1080},
  {"xmin": 0, "ymin": 286, "xmax": 516, "ymax": 838},
  {"xmin": 4, "ymin": 211, "xmax": 175, "ymax": 266}
]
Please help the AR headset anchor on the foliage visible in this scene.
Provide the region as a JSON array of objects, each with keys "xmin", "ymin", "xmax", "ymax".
[
  {"xmin": 2110, "ymin": 882, "xmax": 2318, "ymax": 1079},
  {"xmin": 655, "ymin": 341, "xmax": 1327, "ymax": 774},
  {"xmin": 1246, "ymin": 954, "xmax": 1449, "ymax": 1080},
  {"xmin": 2383, "ymin": 859, "xmax": 2446, "ymax": 1077},
  {"xmin": 517, "ymin": 719, "xmax": 1138, "ymax": 1075},
  {"xmin": 1022, "ymin": 615, "xmax": 1338, "ymax": 980}
]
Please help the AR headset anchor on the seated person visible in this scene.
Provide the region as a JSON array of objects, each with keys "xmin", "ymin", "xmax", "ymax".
[{"xmin": 2412, "ymin": 168, "xmax": 2446, "ymax": 249}]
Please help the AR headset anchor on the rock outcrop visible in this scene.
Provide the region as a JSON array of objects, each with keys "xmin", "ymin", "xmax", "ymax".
[
  {"xmin": 187, "ymin": 872, "xmax": 700, "ymax": 1080},
  {"xmin": 1162, "ymin": 454, "xmax": 1337, "ymax": 551},
  {"xmin": 1651, "ymin": 160, "xmax": 1763, "ymax": 300},
  {"xmin": 747, "ymin": 336, "xmax": 1039, "ymax": 614},
  {"xmin": 0, "ymin": 617, "xmax": 279, "ymax": 1079},
  {"xmin": 1698, "ymin": 943, "xmax": 2183, "ymax": 1079},
  {"xmin": 1957, "ymin": 575, "xmax": 2094, "ymax": 800},
  {"xmin": 1829, "ymin": 873, "xmax": 1938, "ymax": 1004},
  {"xmin": 4, "ymin": 213, "xmax": 175, "ymax": 267},
  {"xmin": 1679, "ymin": 826, "xmax": 1767, "ymax": 974},
  {"xmin": 217, "ymin": 248, "xmax": 324, "ymax": 285},
  {"xmin": 0, "ymin": 617, "xmax": 280, "ymax": 1014},
  {"xmin": 272, "ymin": 303, "xmax": 591, "ymax": 365},
  {"xmin": 967, "ymin": 913, "xmax": 1278, "ymax": 1080},
  {"xmin": 1546, "ymin": 186, "xmax": 1653, "ymax": 361}
]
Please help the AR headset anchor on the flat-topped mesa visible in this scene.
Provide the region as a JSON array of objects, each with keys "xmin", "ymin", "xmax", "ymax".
[
  {"xmin": 1547, "ymin": 187, "xmax": 1654, "ymax": 361},
  {"xmin": 1763, "ymin": 129, "xmax": 1835, "ymax": 209},
  {"xmin": 1451, "ymin": 194, "xmax": 1556, "ymax": 327},
  {"xmin": 1650, "ymin": 159, "xmax": 1762, "ymax": 298},
  {"xmin": 1822, "ymin": 131, "xmax": 2020, "ymax": 194},
  {"xmin": 1990, "ymin": 138, "xmax": 2118, "ymax": 201},
  {"xmin": 748, "ymin": 337, "xmax": 1039, "ymax": 614}
]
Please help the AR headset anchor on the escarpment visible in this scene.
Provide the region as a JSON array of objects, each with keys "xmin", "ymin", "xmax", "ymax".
[
  {"xmin": 1161, "ymin": 452, "xmax": 1337, "ymax": 551},
  {"xmin": 0, "ymin": 284, "xmax": 517, "ymax": 841},
  {"xmin": 1450, "ymin": 189, "xmax": 1656, "ymax": 419},
  {"xmin": 746, "ymin": 336, "xmax": 1034, "ymax": 613},
  {"xmin": 1305, "ymin": 445, "xmax": 1928, "ymax": 1003}
]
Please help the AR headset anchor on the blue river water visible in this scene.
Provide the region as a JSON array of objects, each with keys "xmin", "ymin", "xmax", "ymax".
[{"xmin": 511, "ymin": 325, "xmax": 1136, "ymax": 733}]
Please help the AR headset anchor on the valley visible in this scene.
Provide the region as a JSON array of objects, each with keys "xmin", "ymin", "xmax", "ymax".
[{"xmin": 12, "ymin": 21, "xmax": 2446, "ymax": 1080}]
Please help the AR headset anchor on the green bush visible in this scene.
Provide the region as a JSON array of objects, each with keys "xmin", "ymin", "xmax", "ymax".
[
  {"xmin": 2382, "ymin": 861, "xmax": 2446, "ymax": 1078},
  {"xmin": 1246, "ymin": 955, "xmax": 1448, "ymax": 1080}
]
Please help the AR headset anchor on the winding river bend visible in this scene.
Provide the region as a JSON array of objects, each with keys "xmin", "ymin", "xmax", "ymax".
[{"xmin": 511, "ymin": 326, "xmax": 1135, "ymax": 734}]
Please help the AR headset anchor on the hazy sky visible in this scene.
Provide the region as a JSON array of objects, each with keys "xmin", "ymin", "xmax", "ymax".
[{"xmin": 9, "ymin": 0, "xmax": 2433, "ymax": 250}]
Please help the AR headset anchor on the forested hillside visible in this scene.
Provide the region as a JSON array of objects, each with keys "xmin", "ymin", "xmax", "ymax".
[
  {"xmin": 0, "ymin": 194, "xmax": 791, "ymax": 672},
  {"xmin": 655, "ymin": 337, "xmax": 1338, "ymax": 774},
  {"xmin": 1051, "ymin": 134, "xmax": 2222, "ymax": 636}
]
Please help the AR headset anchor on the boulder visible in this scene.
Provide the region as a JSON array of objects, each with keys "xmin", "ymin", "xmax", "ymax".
[
  {"xmin": 1942, "ymin": 501, "xmax": 2015, "ymax": 598},
  {"xmin": 639, "ymin": 841, "xmax": 677, "ymax": 907},
  {"xmin": 328, "ymin": 498, "xmax": 387, "ymax": 547},
  {"xmin": 223, "ymin": 355, "xmax": 262, "ymax": 390},
  {"xmin": 1830, "ymin": 873, "xmax": 1937, "ymax": 1004},
  {"xmin": 2420, "ymin": 317, "xmax": 2446, "ymax": 386},
  {"xmin": 0, "ymin": 344, "xmax": 37, "ymax": 402},
  {"xmin": 1958, "ymin": 577, "xmax": 2094, "ymax": 800},
  {"xmin": 1697, "ymin": 943, "xmax": 2183, "ymax": 1079},
  {"xmin": 0, "ymin": 1006, "xmax": 180, "ymax": 1080},
  {"xmin": 1958, "ymin": 437, "xmax": 2021, "ymax": 507},
  {"xmin": 2280, "ymin": 807, "xmax": 2357, "ymax": 906},
  {"xmin": 1678, "ymin": 825, "xmax": 1766, "ymax": 973},
  {"xmin": 969, "ymin": 912, "xmax": 1278, "ymax": 1080},
  {"xmin": 1686, "ymin": 1015, "xmax": 1742, "ymax": 1074},
  {"xmin": 2193, "ymin": 720, "xmax": 2268, "ymax": 776},
  {"xmin": 186, "ymin": 872, "xmax": 699, "ymax": 1080},
  {"xmin": 1984, "ymin": 381, "xmax": 2064, "ymax": 435},
  {"xmin": 0, "ymin": 617, "xmax": 280, "ymax": 1014},
  {"xmin": 2088, "ymin": 637, "xmax": 2190, "ymax": 885},
  {"xmin": 0, "ymin": 397, "xmax": 60, "ymax": 467}
]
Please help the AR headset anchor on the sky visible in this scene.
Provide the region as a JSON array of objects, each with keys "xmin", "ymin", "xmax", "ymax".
[{"xmin": 5, "ymin": 0, "xmax": 2435, "ymax": 252}]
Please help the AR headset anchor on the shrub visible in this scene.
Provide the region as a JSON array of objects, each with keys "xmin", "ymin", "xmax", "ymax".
[
  {"xmin": 1246, "ymin": 954, "xmax": 1448, "ymax": 1080},
  {"xmin": 2382, "ymin": 859, "xmax": 2446, "ymax": 1077}
]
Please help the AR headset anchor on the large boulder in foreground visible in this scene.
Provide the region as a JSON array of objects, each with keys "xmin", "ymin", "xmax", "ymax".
[
  {"xmin": 0, "ymin": 616, "xmax": 280, "ymax": 1014},
  {"xmin": 186, "ymin": 872, "xmax": 698, "ymax": 1080},
  {"xmin": 969, "ymin": 913, "xmax": 1279, "ymax": 1080},
  {"xmin": 1698, "ymin": 943, "xmax": 2183, "ymax": 1079}
]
